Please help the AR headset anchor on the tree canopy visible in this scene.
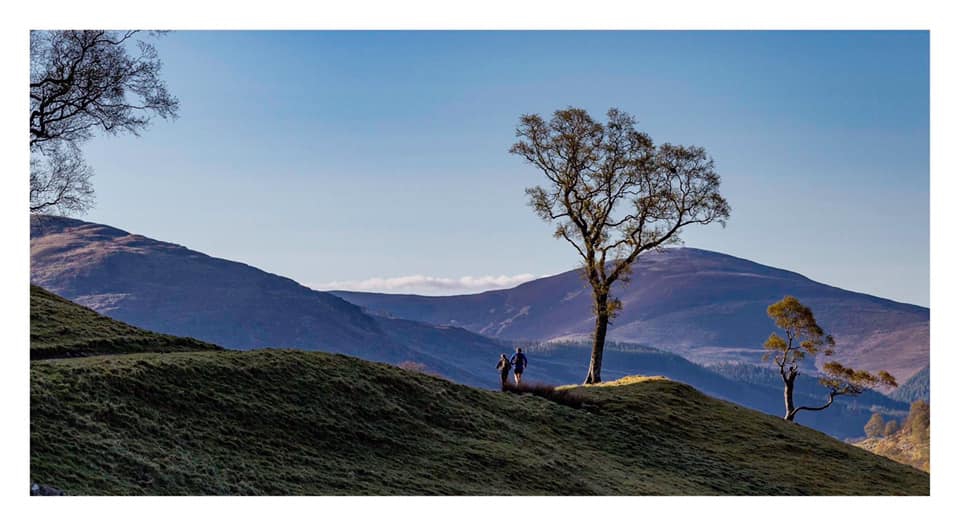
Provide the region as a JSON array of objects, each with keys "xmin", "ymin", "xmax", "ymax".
[
  {"xmin": 513, "ymin": 108, "xmax": 730, "ymax": 299},
  {"xmin": 30, "ymin": 30, "xmax": 179, "ymax": 216},
  {"xmin": 762, "ymin": 295, "xmax": 836, "ymax": 393},
  {"xmin": 763, "ymin": 296, "xmax": 896, "ymax": 421},
  {"xmin": 511, "ymin": 107, "xmax": 730, "ymax": 383}
]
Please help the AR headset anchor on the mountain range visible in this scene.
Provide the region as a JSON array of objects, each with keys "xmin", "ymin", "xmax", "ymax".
[
  {"xmin": 30, "ymin": 215, "xmax": 509, "ymax": 387},
  {"xmin": 333, "ymin": 248, "xmax": 929, "ymax": 385},
  {"xmin": 30, "ymin": 215, "xmax": 927, "ymax": 438}
]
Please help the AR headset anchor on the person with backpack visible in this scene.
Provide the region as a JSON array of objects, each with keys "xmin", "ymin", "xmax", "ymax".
[
  {"xmin": 510, "ymin": 347, "xmax": 528, "ymax": 386},
  {"xmin": 495, "ymin": 353, "xmax": 512, "ymax": 390}
]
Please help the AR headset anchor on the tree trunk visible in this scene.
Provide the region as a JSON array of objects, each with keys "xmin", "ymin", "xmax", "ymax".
[
  {"xmin": 584, "ymin": 294, "xmax": 609, "ymax": 385},
  {"xmin": 783, "ymin": 376, "xmax": 796, "ymax": 421}
]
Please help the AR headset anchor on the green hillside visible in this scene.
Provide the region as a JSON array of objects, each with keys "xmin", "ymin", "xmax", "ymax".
[
  {"xmin": 31, "ymin": 349, "xmax": 928, "ymax": 495},
  {"xmin": 30, "ymin": 285, "xmax": 220, "ymax": 359},
  {"xmin": 30, "ymin": 286, "xmax": 928, "ymax": 495}
]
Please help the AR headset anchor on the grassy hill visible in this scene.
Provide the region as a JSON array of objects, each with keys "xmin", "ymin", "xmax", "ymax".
[
  {"xmin": 30, "ymin": 285, "xmax": 928, "ymax": 495},
  {"xmin": 30, "ymin": 285, "xmax": 220, "ymax": 359},
  {"xmin": 31, "ymin": 349, "xmax": 928, "ymax": 495}
]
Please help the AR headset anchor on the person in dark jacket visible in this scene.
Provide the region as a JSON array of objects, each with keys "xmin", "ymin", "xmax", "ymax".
[
  {"xmin": 510, "ymin": 347, "xmax": 528, "ymax": 386},
  {"xmin": 496, "ymin": 353, "xmax": 512, "ymax": 390}
]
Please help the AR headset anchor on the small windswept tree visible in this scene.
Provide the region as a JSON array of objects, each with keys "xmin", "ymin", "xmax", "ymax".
[
  {"xmin": 763, "ymin": 295, "xmax": 835, "ymax": 420},
  {"xmin": 511, "ymin": 107, "xmax": 730, "ymax": 384},
  {"xmin": 763, "ymin": 295, "xmax": 897, "ymax": 421}
]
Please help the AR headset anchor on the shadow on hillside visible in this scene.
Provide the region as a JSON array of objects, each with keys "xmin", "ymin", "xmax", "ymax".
[{"xmin": 502, "ymin": 381, "xmax": 595, "ymax": 412}]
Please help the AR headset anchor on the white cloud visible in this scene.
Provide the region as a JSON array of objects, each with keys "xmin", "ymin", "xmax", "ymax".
[{"xmin": 313, "ymin": 273, "xmax": 537, "ymax": 295}]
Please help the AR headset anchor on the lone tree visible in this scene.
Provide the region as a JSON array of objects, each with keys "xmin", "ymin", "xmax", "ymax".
[
  {"xmin": 511, "ymin": 108, "xmax": 730, "ymax": 384},
  {"xmin": 763, "ymin": 295, "xmax": 897, "ymax": 421},
  {"xmin": 30, "ymin": 30, "xmax": 179, "ymax": 216}
]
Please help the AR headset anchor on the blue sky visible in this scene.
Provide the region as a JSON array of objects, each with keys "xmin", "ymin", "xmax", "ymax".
[{"xmin": 80, "ymin": 31, "xmax": 929, "ymax": 305}]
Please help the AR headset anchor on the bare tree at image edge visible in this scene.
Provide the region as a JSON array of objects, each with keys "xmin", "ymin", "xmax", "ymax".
[
  {"xmin": 510, "ymin": 107, "xmax": 731, "ymax": 384},
  {"xmin": 30, "ymin": 30, "xmax": 179, "ymax": 216}
]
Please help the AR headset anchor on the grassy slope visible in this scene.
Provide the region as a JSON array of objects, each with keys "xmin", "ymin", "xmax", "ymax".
[
  {"xmin": 31, "ymin": 350, "xmax": 928, "ymax": 495},
  {"xmin": 30, "ymin": 285, "xmax": 220, "ymax": 359}
]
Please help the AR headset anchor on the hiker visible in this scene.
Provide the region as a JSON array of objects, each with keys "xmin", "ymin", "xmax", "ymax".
[
  {"xmin": 510, "ymin": 347, "xmax": 528, "ymax": 386},
  {"xmin": 496, "ymin": 353, "xmax": 512, "ymax": 390}
]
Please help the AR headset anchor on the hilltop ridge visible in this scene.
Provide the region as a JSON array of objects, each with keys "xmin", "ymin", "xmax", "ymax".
[
  {"xmin": 31, "ymin": 349, "xmax": 928, "ymax": 495},
  {"xmin": 30, "ymin": 284, "xmax": 220, "ymax": 359}
]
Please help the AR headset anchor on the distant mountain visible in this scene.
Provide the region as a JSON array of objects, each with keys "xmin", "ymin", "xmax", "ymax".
[
  {"xmin": 333, "ymin": 248, "xmax": 929, "ymax": 385},
  {"xmin": 889, "ymin": 366, "xmax": 930, "ymax": 403},
  {"xmin": 30, "ymin": 215, "xmax": 507, "ymax": 383},
  {"xmin": 28, "ymin": 216, "xmax": 916, "ymax": 439}
]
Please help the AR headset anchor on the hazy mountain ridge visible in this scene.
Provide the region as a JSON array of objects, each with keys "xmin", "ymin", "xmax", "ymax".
[
  {"xmin": 29, "ymin": 216, "xmax": 923, "ymax": 439},
  {"xmin": 30, "ymin": 216, "xmax": 502, "ymax": 377},
  {"xmin": 889, "ymin": 366, "xmax": 930, "ymax": 403},
  {"xmin": 333, "ymin": 248, "xmax": 929, "ymax": 384}
]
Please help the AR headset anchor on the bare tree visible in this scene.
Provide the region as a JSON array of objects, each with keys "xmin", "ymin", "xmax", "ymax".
[
  {"xmin": 763, "ymin": 295, "xmax": 897, "ymax": 421},
  {"xmin": 30, "ymin": 144, "xmax": 94, "ymax": 215},
  {"xmin": 511, "ymin": 107, "xmax": 731, "ymax": 384},
  {"xmin": 30, "ymin": 30, "xmax": 179, "ymax": 215}
]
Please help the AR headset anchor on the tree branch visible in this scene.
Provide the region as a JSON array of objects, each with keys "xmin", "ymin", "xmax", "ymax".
[{"xmin": 788, "ymin": 391, "xmax": 837, "ymax": 420}]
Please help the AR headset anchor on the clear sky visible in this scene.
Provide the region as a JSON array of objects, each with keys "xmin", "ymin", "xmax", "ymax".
[{"xmin": 80, "ymin": 31, "xmax": 929, "ymax": 306}]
